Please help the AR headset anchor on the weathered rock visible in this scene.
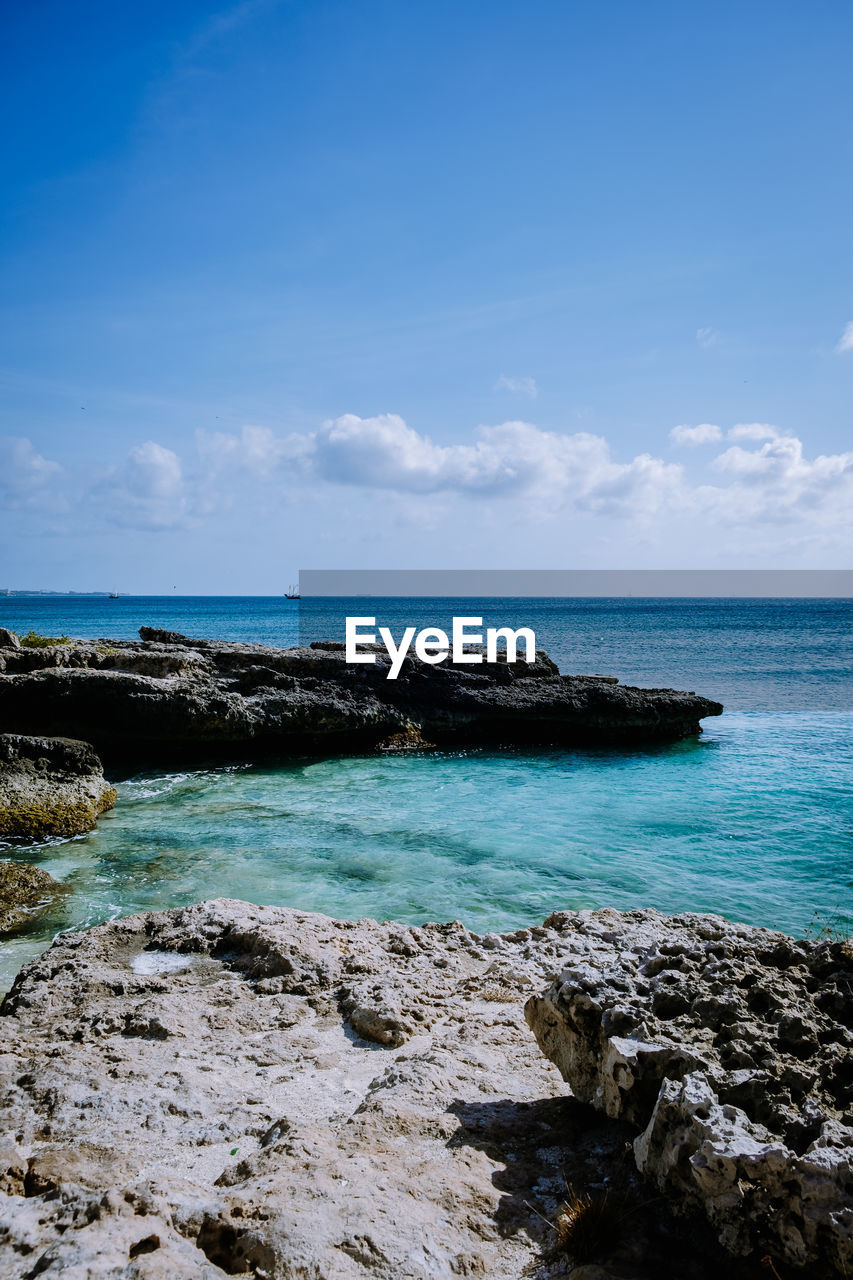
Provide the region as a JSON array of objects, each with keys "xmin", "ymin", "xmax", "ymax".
[
  {"xmin": 0, "ymin": 861, "xmax": 69, "ymax": 934},
  {"xmin": 0, "ymin": 629, "xmax": 20, "ymax": 650},
  {"xmin": 0, "ymin": 628, "xmax": 723, "ymax": 765},
  {"xmin": 0, "ymin": 901, "xmax": 735, "ymax": 1279},
  {"xmin": 525, "ymin": 908, "xmax": 853, "ymax": 1274},
  {"xmin": 0, "ymin": 733, "xmax": 117, "ymax": 840}
]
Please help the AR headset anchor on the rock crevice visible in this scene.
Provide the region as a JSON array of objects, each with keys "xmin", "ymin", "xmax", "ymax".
[{"xmin": 525, "ymin": 908, "xmax": 853, "ymax": 1273}]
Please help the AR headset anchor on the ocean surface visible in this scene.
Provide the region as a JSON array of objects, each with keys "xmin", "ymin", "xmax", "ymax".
[{"xmin": 1, "ymin": 595, "xmax": 851, "ymax": 991}]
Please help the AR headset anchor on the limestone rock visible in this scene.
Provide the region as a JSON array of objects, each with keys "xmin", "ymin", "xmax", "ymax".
[
  {"xmin": 525, "ymin": 908, "xmax": 853, "ymax": 1273},
  {"xmin": 0, "ymin": 733, "xmax": 116, "ymax": 840},
  {"xmin": 0, "ymin": 629, "xmax": 20, "ymax": 650},
  {"xmin": 0, "ymin": 629, "xmax": 723, "ymax": 765},
  {"xmin": 0, "ymin": 901, "xmax": 733, "ymax": 1279},
  {"xmin": 0, "ymin": 861, "xmax": 69, "ymax": 934}
]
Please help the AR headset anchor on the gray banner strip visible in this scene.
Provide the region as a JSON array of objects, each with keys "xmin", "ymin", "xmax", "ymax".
[{"xmin": 299, "ymin": 569, "xmax": 853, "ymax": 597}]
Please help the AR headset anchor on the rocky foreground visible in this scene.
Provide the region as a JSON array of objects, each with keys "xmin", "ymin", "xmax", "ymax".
[
  {"xmin": 1, "ymin": 902, "xmax": 849, "ymax": 1278},
  {"xmin": 0, "ymin": 627, "xmax": 722, "ymax": 763}
]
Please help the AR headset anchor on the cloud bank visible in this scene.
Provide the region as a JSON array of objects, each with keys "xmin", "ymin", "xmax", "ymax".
[{"xmin": 3, "ymin": 414, "xmax": 852, "ymax": 552}]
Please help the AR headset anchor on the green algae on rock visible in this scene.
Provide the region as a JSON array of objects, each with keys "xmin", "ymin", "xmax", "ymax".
[{"xmin": 0, "ymin": 734, "xmax": 116, "ymax": 841}]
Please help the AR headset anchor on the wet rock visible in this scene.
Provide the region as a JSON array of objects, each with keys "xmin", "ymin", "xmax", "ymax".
[
  {"xmin": 0, "ymin": 733, "xmax": 116, "ymax": 840},
  {"xmin": 525, "ymin": 908, "xmax": 853, "ymax": 1274},
  {"xmin": 0, "ymin": 861, "xmax": 69, "ymax": 934},
  {"xmin": 0, "ymin": 629, "xmax": 723, "ymax": 764}
]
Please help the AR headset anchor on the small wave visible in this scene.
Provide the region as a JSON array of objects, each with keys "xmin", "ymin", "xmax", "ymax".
[{"xmin": 119, "ymin": 765, "xmax": 247, "ymax": 801}]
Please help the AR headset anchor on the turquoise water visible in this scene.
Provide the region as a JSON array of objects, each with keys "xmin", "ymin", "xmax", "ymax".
[
  {"xmin": 2, "ymin": 711, "xmax": 851, "ymax": 990},
  {"xmin": 1, "ymin": 596, "xmax": 851, "ymax": 991}
]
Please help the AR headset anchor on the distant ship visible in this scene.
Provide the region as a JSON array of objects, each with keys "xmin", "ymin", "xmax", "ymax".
[
  {"xmin": 284, "ymin": 584, "xmax": 300, "ymax": 599},
  {"xmin": 108, "ymin": 591, "xmax": 119, "ymax": 599}
]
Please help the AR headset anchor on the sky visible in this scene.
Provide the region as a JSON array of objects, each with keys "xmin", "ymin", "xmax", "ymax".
[{"xmin": 1, "ymin": 0, "xmax": 852, "ymax": 592}]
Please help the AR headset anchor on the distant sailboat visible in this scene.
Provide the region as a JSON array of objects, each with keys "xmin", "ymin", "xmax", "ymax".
[
  {"xmin": 284, "ymin": 584, "xmax": 300, "ymax": 599},
  {"xmin": 108, "ymin": 590, "xmax": 119, "ymax": 599}
]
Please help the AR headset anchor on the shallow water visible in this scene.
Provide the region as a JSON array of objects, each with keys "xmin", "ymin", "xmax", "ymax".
[{"xmin": 3, "ymin": 710, "xmax": 851, "ymax": 992}]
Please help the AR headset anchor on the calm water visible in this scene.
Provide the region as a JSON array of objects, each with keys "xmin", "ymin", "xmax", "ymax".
[{"xmin": 1, "ymin": 596, "xmax": 851, "ymax": 990}]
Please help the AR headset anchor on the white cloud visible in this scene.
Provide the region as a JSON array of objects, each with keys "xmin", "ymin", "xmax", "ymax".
[
  {"xmin": 196, "ymin": 424, "xmax": 311, "ymax": 475},
  {"xmin": 0, "ymin": 436, "xmax": 63, "ymax": 513},
  {"xmin": 669, "ymin": 423, "xmax": 722, "ymax": 446},
  {"xmin": 705, "ymin": 433, "xmax": 853, "ymax": 526},
  {"xmin": 301, "ymin": 413, "xmax": 684, "ymax": 516},
  {"xmin": 835, "ymin": 322, "xmax": 853, "ymax": 353},
  {"xmin": 94, "ymin": 441, "xmax": 193, "ymax": 530},
  {"xmin": 696, "ymin": 327, "xmax": 718, "ymax": 348},
  {"xmin": 495, "ymin": 375, "xmax": 538, "ymax": 398},
  {"xmin": 0, "ymin": 436, "xmax": 61, "ymax": 496},
  {"xmin": 33, "ymin": 411, "xmax": 849, "ymax": 559},
  {"xmin": 727, "ymin": 423, "xmax": 779, "ymax": 442}
]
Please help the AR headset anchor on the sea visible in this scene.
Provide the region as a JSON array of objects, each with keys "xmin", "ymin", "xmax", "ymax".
[{"xmin": 1, "ymin": 594, "xmax": 851, "ymax": 991}]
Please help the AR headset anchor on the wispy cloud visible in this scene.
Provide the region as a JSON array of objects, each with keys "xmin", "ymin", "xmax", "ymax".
[
  {"xmin": 669, "ymin": 423, "xmax": 722, "ymax": 446},
  {"xmin": 835, "ymin": 322, "xmax": 853, "ymax": 354},
  {"xmin": 92, "ymin": 442, "xmax": 194, "ymax": 530},
  {"xmin": 0, "ymin": 436, "xmax": 63, "ymax": 511},
  {"xmin": 696, "ymin": 327, "xmax": 718, "ymax": 348},
  {"xmin": 727, "ymin": 423, "xmax": 778, "ymax": 442},
  {"xmin": 494, "ymin": 375, "xmax": 538, "ymax": 398}
]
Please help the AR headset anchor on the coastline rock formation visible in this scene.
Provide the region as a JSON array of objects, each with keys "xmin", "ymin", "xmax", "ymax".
[
  {"xmin": 0, "ymin": 861, "xmax": 69, "ymax": 935},
  {"xmin": 0, "ymin": 900, "xmax": 747, "ymax": 1280},
  {"xmin": 525, "ymin": 910, "xmax": 853, "ymax": 1274},
  {"xmin": 0, "ymin": 733, "xmax": 116, "ymax": 840},
  {"xmin": 0, "ymin": 628, "xmax": 722, "ymax": 764}
]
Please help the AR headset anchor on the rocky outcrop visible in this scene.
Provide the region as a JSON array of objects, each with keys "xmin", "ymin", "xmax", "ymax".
[
  {"xmin": 0, "ymin": 901, "xmax": 738, "ymax": 1280},
  {"xmin": 0, "ymin": 628, "xmax": 723, "ymax": 764},
  {"xmin": 0, "ymin": 862, "xmax": 69, "ymax": 935},
  {"xmin": 525, "ymin": 909, "xmax": 853, "ymax": 1274},
  {"xmin": 0, "ymin": 734, "xmax": 116, "ymax": 840}
]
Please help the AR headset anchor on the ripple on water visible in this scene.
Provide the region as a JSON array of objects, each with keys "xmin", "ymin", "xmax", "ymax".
[{"xmin": 2, "ymin": 711, "xmax": 852, "ymax": 992}]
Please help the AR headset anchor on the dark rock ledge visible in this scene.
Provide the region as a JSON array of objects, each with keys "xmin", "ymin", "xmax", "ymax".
[{"xmin": 0, "ymin": 627, "xmax": 723, "ymax": 764}]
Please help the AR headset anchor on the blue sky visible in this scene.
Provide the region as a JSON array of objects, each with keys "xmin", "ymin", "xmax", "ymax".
[{"xmin": 2, "ymin": 0, "xmax": 852, "ymax": 591}]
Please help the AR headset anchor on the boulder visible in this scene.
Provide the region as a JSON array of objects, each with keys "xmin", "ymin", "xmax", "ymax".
[
  {"xmin": 0, "ymin": 861, "xmax": 69, "ymax": 934},
  {"xmin": 0, "ymin": 629, "xmax": 723, "ymax": 764},
  {"xmin": 525, "ymin": 908, "xmax": 853, "ymax": 1273},
  {"xmin": 0, "ymin": 901, "xmax": 737, "ymax": 1279},
  {"xmin": 0, "ymin": 733, "xmax": 117, "ymax": 840},
  {"xmin": 0, "ymin": 628, "xmax": 20, "ymax": 649}
]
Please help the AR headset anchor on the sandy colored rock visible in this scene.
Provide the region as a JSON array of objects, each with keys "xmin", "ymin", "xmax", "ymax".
[
  {"xmin": 525, "ymin": 908, "xmax": 853, "ymax": 1274},
  {"xmin": 0, "ymin": 901, "xmax": 734, "ymax": 1280}
]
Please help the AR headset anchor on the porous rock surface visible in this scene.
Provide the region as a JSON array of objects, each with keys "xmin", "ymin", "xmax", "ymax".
[
  {"xmin": 0, "ymin": 901, "xmax": 735, "ymax": 1280},
  {"xmin": 0, "ymin": 627, "xmax": 722, "ymax": 764},
  {"xmin": 0, "ymin": 733, "xmax": 116, "ymax": 840},
  {"xmin": 0, "ymin": 861, "xmax": 69, "ymax": 935},
  {"xmin": 525, "ymin": 909, "xmax": 853, "ymax": 1273}
]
